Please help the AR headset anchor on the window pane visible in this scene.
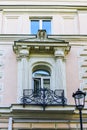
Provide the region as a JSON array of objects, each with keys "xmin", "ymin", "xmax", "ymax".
[
  {"xmin": 33, "ymin": 70, "xmax": 50, "ymax": 77},
  {"xmin": 34, "ymin": 78, "xmax": 41, "ymax": 96},
  {"xmin": 42, "ymin": 20, "xmax": 51, "ymax": 34},
  {"xmin": 31, "ymin": 20, "xmax": 39, "ymax": 34},
  {"xmin": 43, "ymin": 79, "xmax": 50, "ymax": 89}
]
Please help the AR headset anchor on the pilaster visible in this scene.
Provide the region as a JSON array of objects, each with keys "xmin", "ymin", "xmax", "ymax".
[
  {"xmin": 14, "ymin": 46, "xmax": 30, "ymax": 102},
  {"xmin": 54, "ymin": 49, "xmax": 66, "ymax": 96}
]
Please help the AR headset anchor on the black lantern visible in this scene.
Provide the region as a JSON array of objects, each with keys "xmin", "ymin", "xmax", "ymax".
[
  {"xmin": 72, "ymin": 89, "xmax": 86, "ymax": 130},
  {"xmin": 72, "ymin": 89, "xmax": 86, "ymax": 110}
]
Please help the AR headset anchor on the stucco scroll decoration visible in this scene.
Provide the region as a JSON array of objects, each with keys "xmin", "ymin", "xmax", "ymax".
[{"xmin": 13, "ymin": 45, "xmax": 30, "ymax": 60}]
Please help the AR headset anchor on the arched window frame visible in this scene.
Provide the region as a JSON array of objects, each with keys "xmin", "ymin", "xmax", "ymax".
[{"xmin": 32, "ymin": 64, "xmax": 51, "ymax": 92}]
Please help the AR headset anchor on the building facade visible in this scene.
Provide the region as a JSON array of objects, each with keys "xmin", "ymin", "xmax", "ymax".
[{"xmin": 0, "ymin": 0, "xmax": 87, "ymax": 129}]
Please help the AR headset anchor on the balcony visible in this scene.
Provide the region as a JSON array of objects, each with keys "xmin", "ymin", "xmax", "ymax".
[{"xmin": 21, "ymin": 88, "xmax": 67, "ymax": 110}]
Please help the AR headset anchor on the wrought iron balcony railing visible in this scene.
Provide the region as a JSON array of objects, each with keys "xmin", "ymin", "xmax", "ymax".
[{"xmin": 21, "ymin": 88, "xmax": 67, "ymax": 110}]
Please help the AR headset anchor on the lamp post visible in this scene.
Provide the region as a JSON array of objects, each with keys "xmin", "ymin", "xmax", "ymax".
[{"xmin": 72, "ymin": 89, "xmax": 86, "ymax": 130}]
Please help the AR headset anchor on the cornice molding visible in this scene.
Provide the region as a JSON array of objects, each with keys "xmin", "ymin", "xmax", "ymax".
[
  {"xmin": 13, "ymin": 30, "xmax": 70, "ymax": 55},
  {"xmin": 0, "ymin": 4, "xmax": 87, "ymax": 10},
  {"xmin": 0, "ymin": 34, "xmax": 87, "ymax": 42}
]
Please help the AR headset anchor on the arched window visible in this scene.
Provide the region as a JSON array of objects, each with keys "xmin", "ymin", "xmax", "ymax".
[{"xmin": 32, "ymin": 65, "xmax": 51, "ymax": 94}]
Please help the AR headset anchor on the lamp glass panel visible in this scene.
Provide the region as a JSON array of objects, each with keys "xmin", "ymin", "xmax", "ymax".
[{"xmin": 75, "ymin": 94, "xmax": 85, "ymax": 107}]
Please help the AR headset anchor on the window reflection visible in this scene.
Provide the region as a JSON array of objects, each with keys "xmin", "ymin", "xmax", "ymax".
[{"xmin": 33, "ymin": 69, "xmax": 51, "ymax": 93}]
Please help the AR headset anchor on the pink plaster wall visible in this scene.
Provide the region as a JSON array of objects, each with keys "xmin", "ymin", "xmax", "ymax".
[
  {"xmin": 1, "ymin": 45, "xmax": 17, "ymax": 105},
  {"xmin": 66, "ymin": 46, "xmax": 80, "ymax": 105},
  {"xmin": 0, "ymin": 45, "xmax": 81, "ymax": 106}
]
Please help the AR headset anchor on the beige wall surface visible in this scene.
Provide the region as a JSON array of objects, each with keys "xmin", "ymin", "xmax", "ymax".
[
  {"xmin": 0, "ymin": 2, "xmax": 87, "ymax": 34},
  {"xmin": 0, "ymin": 10, "xmax": 85, "ymax": 34}
]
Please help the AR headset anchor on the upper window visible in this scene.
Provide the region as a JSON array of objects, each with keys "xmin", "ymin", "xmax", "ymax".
[{"xmin": 30, "ymin": 19, "xmax": 51, "ymax": 34}]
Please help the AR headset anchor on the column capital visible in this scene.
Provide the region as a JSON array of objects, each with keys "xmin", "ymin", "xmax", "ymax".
[
  {"xmin": 13, "ymin": 45, "xmax": 30, "ymax": 59},
  {"xmin": 54, "ymin": 45, "xmax": 71, "ymax": 58},
  {"xmin": 54, "ymin": 49, "xmax": 65, "ymax": 58}
]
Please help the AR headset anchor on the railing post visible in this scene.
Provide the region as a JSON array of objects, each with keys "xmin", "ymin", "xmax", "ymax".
[
  {"xmin": 43, "ymin": 88, "xmax": 46, "ymax": 111},
  {"xmin": 23, "ymin": 90, "xmax": 25, "ymax": 107},
  {"xmin": 62, "ymin": 90, "xmax": 65, "ymax": 106}
]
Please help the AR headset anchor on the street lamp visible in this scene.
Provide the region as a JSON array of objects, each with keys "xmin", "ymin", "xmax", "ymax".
[{"xmin": 72, "ymin": 89, "xmax": 86, "ymax": 130}]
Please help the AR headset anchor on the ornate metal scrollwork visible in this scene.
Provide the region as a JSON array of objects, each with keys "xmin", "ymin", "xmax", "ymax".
[{"xmin": 21, "ymin": 88, "xmax": 67, "ymax": 110}]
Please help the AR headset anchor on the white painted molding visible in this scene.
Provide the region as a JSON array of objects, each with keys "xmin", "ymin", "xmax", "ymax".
[
  {"xmin": 17, "ymin": 50, "xmax": 29, "ymax": 103},
  {"xmin": 8, "ymin": 117, "xmax": 13, "ymax": 130},
  {"xmin": 54, "ymin": 49, "xmax": 64, "ymax": 57}
]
